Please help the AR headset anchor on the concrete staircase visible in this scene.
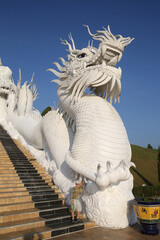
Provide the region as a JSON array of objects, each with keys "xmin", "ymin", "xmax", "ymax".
[{"xmin": 0, "ymin": 126, "xmax": 96, "ymax": 239}]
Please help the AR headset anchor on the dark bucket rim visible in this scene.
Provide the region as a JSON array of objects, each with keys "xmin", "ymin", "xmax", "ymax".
[{"xmin": 134, "ymin": 198, "xmax": 160, "ymax": 205}]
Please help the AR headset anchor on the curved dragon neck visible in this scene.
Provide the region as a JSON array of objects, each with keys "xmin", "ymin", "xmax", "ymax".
[{"xmin": 57, "ymin": 87, "xmax": 77, "ymax": 120}]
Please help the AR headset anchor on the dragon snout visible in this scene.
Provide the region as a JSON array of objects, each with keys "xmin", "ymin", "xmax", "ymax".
[{"xmin": 100, "ymin": 44, "xmax": 122, "ymax": 67}]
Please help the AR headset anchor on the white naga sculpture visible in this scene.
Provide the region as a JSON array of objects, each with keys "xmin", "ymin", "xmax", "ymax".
[
  {"xmin": 0, "ymin": 59, "xmax": 41, "ymax": 121},
  {"xmin": 6, "ymin": 26, "xmax": 136, "ymax": 229},
  {"xmin": 0, "ymin": 58, "xmax": 16, "ymax": 118}
]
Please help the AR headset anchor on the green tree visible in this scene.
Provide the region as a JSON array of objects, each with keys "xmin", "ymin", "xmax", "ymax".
[
  {"xmin": 158, "ymin": 147, "xmax": 160, "ymax": 183},
  {"xmin": 147, "ymin": 144, "xmax": 153, "ymax": 149},
  {"xmin": 41, "ymin": 106, "xmax": 52, "ymax": 117}
]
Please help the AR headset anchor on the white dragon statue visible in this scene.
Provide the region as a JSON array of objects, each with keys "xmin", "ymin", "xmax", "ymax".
[
  {"xmin": 4, "ymin": 25, "xmax": 136, "ymax": 229},
  {"xmin": 0, "ymin": 59, "xmax": 41, "ymax": 121},
  {"xmin": 0, "ymin": 58, "xmax": 16, "ymax": 118}
]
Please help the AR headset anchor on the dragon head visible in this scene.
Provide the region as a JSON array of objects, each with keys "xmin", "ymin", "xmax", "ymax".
[
  {"xmin": 49, "ymin": 26, "xmax": 134, "ymax": 104},
  {"xmin": 0, "ymin": 60, "xmax": 16, "ymax": 99}
]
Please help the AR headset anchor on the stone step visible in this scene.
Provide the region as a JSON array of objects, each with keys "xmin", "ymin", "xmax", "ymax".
[
  {"xmin": 33, "ymin": 182, "xmax": 54, "ymax": 188},
  {"xmin": 26, "ymin": 185, "xmax": 56, "ymax": 192},
  {"xmin": 45, "ymin": 214, "xmax": 72, "ymax": 227},
  {"xmin": 0, "ymin": 191, "xmax": 29, "ymax": 198},
  {"xmin": 0, "ymin": 155, "xmax": 10, "ymax": 157},
  {"xmin": 0, "ymin": 172, "xmax": 21, "ymax": 176},
  {"xmin": 0, "ymin": 208, "xmax": 40, "ymax": 223},
  {"xmin": 0, "ymin": 158, "xmax": 46, "ymax": 168},
  {"xmin": 0, "ymin": 172, "xmax": 48, "ymax": 177},
  {"xmin": 0, "ymin": 165, "xmax": 47, "ymax": 174},
  {"xmin": 0, "ymin": 176, "xmax": 21, "ymax": 180},
  {"xmin": 0, "ymin": 170, "xmax": 52, "ymax": 179},
  {"xmin": 0, "ymin": 216, "xmax": 45, "ymax": 235},
  {"xmin": 0, "ymin": 179, "xmax": 22, "ymax": 185},
  {"xmin": 0, "ymin": 187, "xmax": 27, "ymax": 192},
  {"xmin": 50, "ymin": 220, "xmax": 96, "ymax": 238},
  {"xmin": 31, "ymin": 193, "xmax": 59, "ymax": 202},
  {"xmin": 0, "ymin": 164, "xmax": 42, "ymax": 169},
  {"xmin": 0, "ymin": 191, "xmax": 60, "ymax": 205},
  {"xmin": 0, "ymin": 169, "xmax": 17, "ymax": 173},
  {"xmin": 23, "ymin": 179, "xmax": 53, "ymax": 185},
  {"xmin": 0, "ymin": 220, "xmax": 95, "ymax": 240},
  {"xmin": 0, "ymin": 162, "xmax": 39, "ymax": 166},
  {"xmin": 0, "ymin": 182, "xmax": 53, "ymax": 189},
  {"xmin": 31, "ymin": 161, "xmax": 46, "ymax": 166},
  {"xmin": 0, "ymin": 198, "xmax": 64, "ymax": 213},
  {"xmin": 0, "ymin": 201, "xmax": 35, "ymax": 213},
  {"xmin": 19, "ymin": 172, "xmax": 48, "ymax": 176},
  {"xmin": 16, "ymin": 169, "xmax": 43, "ymax": 174},
  {"xmin": 0, "ymin": 205, "xmax": 69, "ymax": 223},
  {"xmin": 17, "ymin": 175, "xmax": 51, "ymax": 180},
  {"xmin": 0, "ymin": 127, "xmax": 96, "ymax": 239},
  {"xmin": 0, "ymin": 179, "xmax": 52, "ymax": 185},
  {"xmin": 7, "ymin": 157, "xmax": 28, "ymax": 160},
  {"xmin": 0, "ymin": 162, "xmax": 12, "ymax": 165},
  {"xmin": 0, "ymin": 185, "xmax": 55, "ymax": 193},
  {"xmin": 0, "ymin": 183, "xmax": 24, "ymax": 188},
  {"xmin": 34, "ymin": 198, "xmax": 64, "ymax": 209},
  {"xmin": 21, "ymin": 177, "xmax": 49, "ymax": 185},
  {"xmin": 0, "ymin": 215, "xmax": 90, "ymax": 236},
  {"xmin": 28, "ymin": 189, "xmax": 56, "ymax": 195},
  {"xmin": 39, "ymin": 205, "xmax": 69, "ymax": 218},
  {"xmin": 0, "ymin": 226, "xmax": 52, "ymax": 239},
  {"xmin": 23, "ymin": 182, "xmax": 53, "ymax": 187},
  {"xmin": 0, "ymin": 195, "xmax": 33, "ymax": 205},
  {"xmin": 0, "ymin": 162, "xmax": 13, "ymax": 165},
  {"xmin": 0, "ymin": 166, "xmax": 16, "ymax": 170},
  {"xmin": 0, "ymin": 178, "xmax": 50, "ymax": 184},
  {"xmin": 15, "ymin": 166, "xmax": 46, "ymax": 171}
]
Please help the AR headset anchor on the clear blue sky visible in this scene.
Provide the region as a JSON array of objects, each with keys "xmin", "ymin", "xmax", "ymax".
[{"xmin": 0, "ymin": 0, "xmax": 160, "ymax": 149}]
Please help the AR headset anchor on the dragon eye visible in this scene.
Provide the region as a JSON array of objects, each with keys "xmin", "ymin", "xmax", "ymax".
[{"xmin": 77, "ymin": 53, "xmax": 87, "ymax": 58}]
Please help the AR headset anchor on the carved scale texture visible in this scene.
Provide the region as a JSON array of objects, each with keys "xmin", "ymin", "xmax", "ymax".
[
  {"xmin": 69, "ymin": 95, "xmax": 131, "ymax": 171},
  {"xmin": 42, "ymin": 110, "xmax": 71, "ymax": 168}
]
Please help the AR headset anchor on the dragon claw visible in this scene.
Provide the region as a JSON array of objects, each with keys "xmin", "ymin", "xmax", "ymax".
[{"xmin": 95, "ymin": 160, "xmax": 135, "ymax": 190}]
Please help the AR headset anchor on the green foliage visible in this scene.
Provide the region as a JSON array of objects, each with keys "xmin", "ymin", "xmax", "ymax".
[
  {"xmin": 157, "ymin": 147, "xmax": 160, "ymax": 182},
  {"xmin": 158, "ymin": 149, "xmax": 160, "ymax": 162},
  {"xmin": 131, "ymin": 145, "xmax": 159, "ymax": 187},
  {"xmin": 41, "ymin": 106, "xmax": 52, "ymax": 117},
  {"xmin": 147, "ymin": 144, "xmax": 153, "ymax": 149},
  {"xmin": 158, "ymin": 162, "xmax": 160, "ymax": 183},
  {"xmin": 133, "ymin": 186, "xmax": 160, "ymax": 198},
  {"xmin": 133, "ymin": 145, "xmax": 160, "ymax": 196}
]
